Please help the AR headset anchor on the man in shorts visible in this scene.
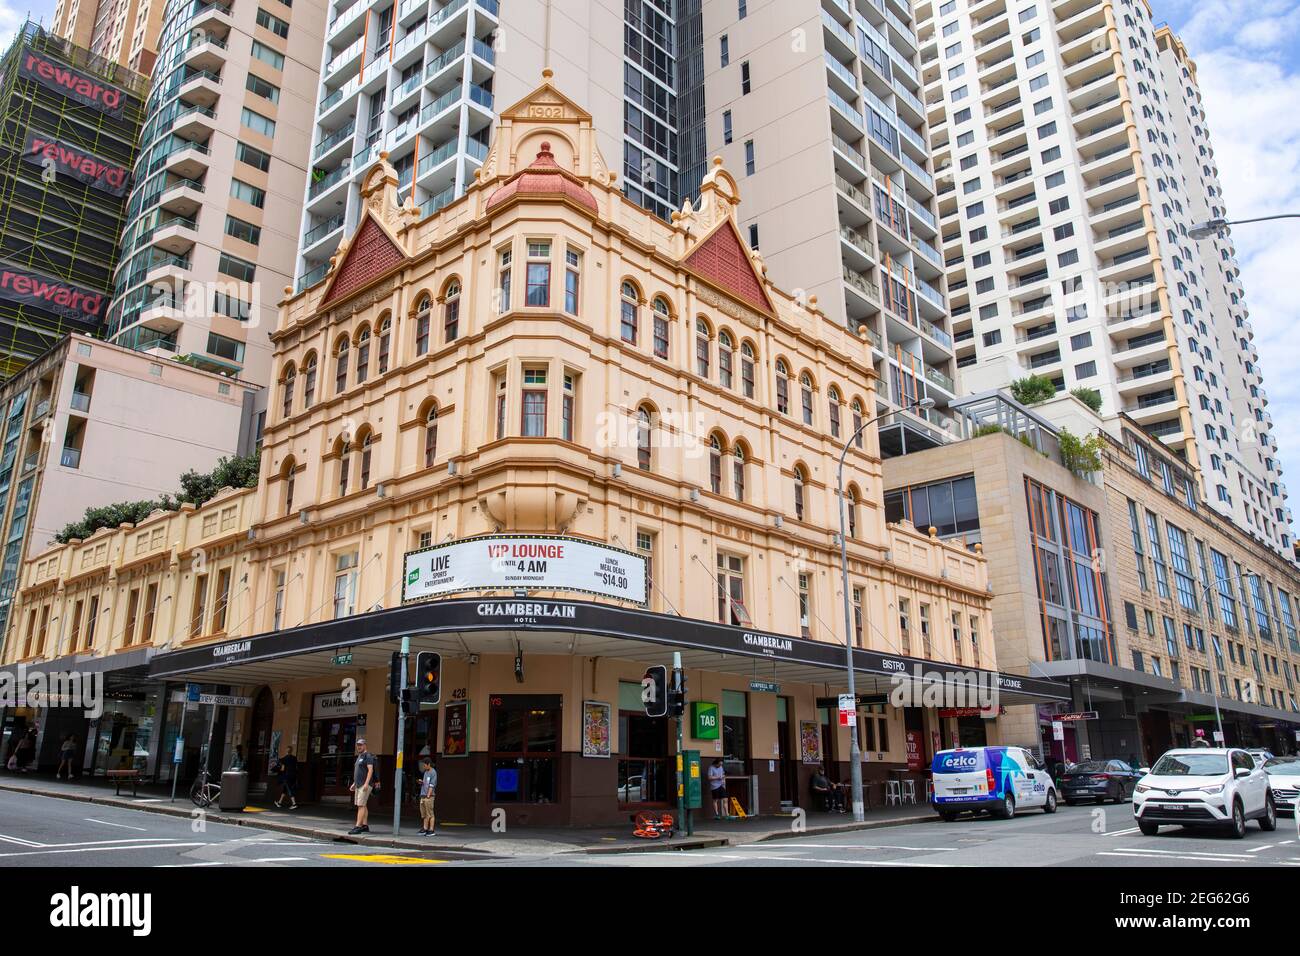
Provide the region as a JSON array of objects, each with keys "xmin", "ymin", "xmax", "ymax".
[
  {"xmin": 348, "ymin": 738, "xmax": 376, "ymax": 835},
  {"xmin": 418, "ymin": 757, "xmax": 438, "ymax": 836}
]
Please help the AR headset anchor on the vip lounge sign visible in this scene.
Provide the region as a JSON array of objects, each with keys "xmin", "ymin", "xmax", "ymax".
[
  {"xmin": 19, "ymin": 51, "xmax": 126, "ymax": 117},
  {"xmin": 402, "ymin": 534, "xmax": 648, "ymax": 605},
  {"xmin": 0, "ymin": 266, "xmax": 105, "ymax": 326},
  {"xmin": 23, "ymin": 134, "xmax": 129, "ymax": 196}
]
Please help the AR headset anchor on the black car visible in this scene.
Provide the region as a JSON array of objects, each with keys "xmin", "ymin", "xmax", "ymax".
[{"xmin": 1059, "ymin": 759, "xmax": 1144, "ymax": 805}]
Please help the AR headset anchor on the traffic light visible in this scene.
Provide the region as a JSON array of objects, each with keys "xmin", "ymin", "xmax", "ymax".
[
  {"xmin": 416, "ymin": 651, "xmax": 442, "ymax": 705},
  {"xmin": 642, "ymin": 665, "xmax": 668, "ymax": 718},
  {"xmin": 668, "ymin": 668, "xmax": 687, "ymax": 718},
  {"xmin": 388, "ymin": 651, "xmax": 404, "ymax": 703}
]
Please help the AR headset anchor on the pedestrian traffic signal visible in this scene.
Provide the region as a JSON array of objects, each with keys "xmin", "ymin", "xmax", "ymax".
[
  {"xmin": 416, "ymin": 651, "xmax": 441, "ymax": 705},
  {"xmin": 388, "ymin": 651, "xmax": 404, "ymax": 703},
  {"xmin": 668, "ymin": 668, "xmax": 687, "ymax": 718},
  {"xmin": 642, "ymin": 665, "xmax": 668, "ymax": 718}
]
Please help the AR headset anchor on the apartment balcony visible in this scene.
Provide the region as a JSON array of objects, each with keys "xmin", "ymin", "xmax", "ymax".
[
  {"xmin": 1107, "ymin": 302, "xmax": 1163, "ymax": 336},
  {"xmin": 157, "ymin": 177, "xmax": 205, "ymax": 218},
  {"xmin": 137, "ymin": 291, "xmax": 187, "ymax": 332},
  {"xmin": 1076, "ymin": 116, "xmax": 1128, "ymax": 155},
  {"xmin": 1116, "ymin": 360, "xmax": 1174, "ymax": 395},
  {"xmin": 307, "ymin": 163, "xmax": 351, "ymax": 209},
  {"xmin": 1062, "ymin": 40, "xmax": 1112, "ymax": 78},
  {"xmin": 323, "ymin": 34, "xmax": 364, "ymax": 83},
  {"xmin": 178, "ymin": 69, "xmax": 221, "ymax": 109},
  {"xmin": 152, "ymin": 212, "xmax": 200, "ymax": 256},
  {"xmin": 191, "ymin": 0, "xmax": 233, "ymax": 35},
  {"xmin": 843, "ymin": 267, "xmax": 882, "ymax": 311},
  {"xmin": 1071, "ymin": 91, "xmax": 1123, "ymax": 131},
  {"xmin": 1008, "ymin": 240, "xmax": 1047, "ymax": 271},
  {"xmin": 970, "ymin": 4, "xmax": 1010, "ymax": 43},
  {"xmin": 1010, "ymin": 294, "xmax": 1054, "ymax": 329},
  {"xmin": 1099, "ymin": 247, "xmax": 1154, "ymax": 284},
  {"xmin": 314, "ymin": 120, "xmax": 356, "ymax": 166},
  {"xmin": 328, "ymin": 0, "xmax": 368, "ymax": 43},
  {"xmin": 839, "ymin": 224, "xmax": 875, "ymax": 270},
  {"xmin": 181, "ymin": 32, "xmax": 227, "ymax": 74},
  {"xmin": 985, "ymin": 93, "xmax": 1023, "ymax": 123},
  {"xmin": 1023, "ymin": 346, "xmax": 1063, "ymax": 373},
  {"xmin": 1093, "ymin": 219, "xmax": 1149, "ymax": 258},
  {"xmin": 835, "ymin": 173, "xmax": 872, "ymax": 227},
  {"xmin": 297, "ymin": 260, "xmax": 331, "ymax": 293},
  {"xmin": 301, "ymin": 212, "xmax": 346, "ymax": 256},
  {"xmin": 172, "ymin": 103, "xmax": 217, "ymax": 142},
  {"xmin": 831, "ymin": 133, "xmax": 869, "ymax": 179},
  {"xmin": 828, "ymin": 87, "xmax": 865, "ymax": 140},
  {"xmin": 894, "ymin": 79, "xmax": 927, "ymax": 126},
  {"xmin": 430, "ymin": 0, "xmax": 473, "ymax": 45},
  {"xmin": 899, "ymin": 152, "xmax": 934, "ymax": 197},
  {"xmin": 977, "ymin": 50, "xmax": 1018, "ymax": 89},
  {"xmin": 1059, "ymin": 20, "xmax": 1107, "ymax": 60},
  {"xmin": 991, "ymin": 142, "xmax": 1033, "ymax": 180},
  {"xmin": 1123, "ymin": 390, "xmax": 1181, "ymax": 424},
  {"xmin": 1111, "ymin": 332, "xmax": 1168, "ymax": 369},
  {"xmin": 144, "ymin": 252, "xmax": 191, "ymax": 291},
  {"xmin": 318, "ymin": 76, "xmax": 361, "ymax": 124}
]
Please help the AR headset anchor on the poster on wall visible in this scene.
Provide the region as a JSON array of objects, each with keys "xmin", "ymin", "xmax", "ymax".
[
  {"xmin": 442, "ymin": 701, "xmax": 469, "ymax": 757},
  {"xmin": 582, "ymin": 701, "xmax": 611, "ymax": 758},
  {"xmin": 270, "ymin": 730, "xmax": 282, "ymax": 761},
  {"xmin": 799, "ymin": 720, "xmax": 822, "ymax": 766},
  {"xmin": 906, "ymin": 730, "xmax": 924, "ymax": 771}
]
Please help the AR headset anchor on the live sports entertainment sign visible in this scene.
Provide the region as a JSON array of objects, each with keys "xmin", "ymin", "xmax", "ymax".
[
  {"xmin": 402, "ymin": 534, "xmax": 648, "ymax": 605},
  {"xmin": 23, "ymin": 133, "xmax": 130, "ymax": 196},
  {"xmin": 0, "ymin": 266, "xmax": 105, "ymax": 326},
  {"xmin": 19, "ymin": 51, "xmax": 126, "ymax": 117}
]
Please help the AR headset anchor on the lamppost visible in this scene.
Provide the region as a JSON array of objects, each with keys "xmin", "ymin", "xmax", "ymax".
[
  {"xmin": 1198, "ymin": 568, "xmax": 1260, "ymax": 746},
  {"xmin": 837, "ymin": 395, "xmax": 935, "ymax": 822},
  {"xmin": 1188, "ymin": 214, "xmax": 1300, "ymax": 240}
]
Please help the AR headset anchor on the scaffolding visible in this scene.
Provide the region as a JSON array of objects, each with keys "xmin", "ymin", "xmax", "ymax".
[{"xmin": 0, "ymin": 21, "xmax": 146, "ymax": 380}]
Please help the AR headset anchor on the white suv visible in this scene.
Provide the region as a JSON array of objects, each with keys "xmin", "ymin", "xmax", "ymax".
[{"xmin": 1133, "ymin": 748, "xmax": 1276, "ymax": 838}]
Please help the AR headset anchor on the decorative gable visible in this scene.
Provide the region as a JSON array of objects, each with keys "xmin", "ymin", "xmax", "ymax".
[
  {"xmin": 683, "ymin": 220, "xmax": 774, "ymax": 316},
  {"xmin": 320, "ymin": 214, "xmax": 406, "ymax": 307}
]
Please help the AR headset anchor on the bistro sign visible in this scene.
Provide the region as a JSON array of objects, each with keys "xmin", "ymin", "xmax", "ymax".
[{"xmin": 403, "ymin": 535, "xmax": 647, "ymax": 605}]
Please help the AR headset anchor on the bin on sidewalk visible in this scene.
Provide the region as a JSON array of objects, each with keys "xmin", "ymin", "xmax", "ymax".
[{"xmin": 218, "ymin": 770, "xmax": 248, "ymax": 811}]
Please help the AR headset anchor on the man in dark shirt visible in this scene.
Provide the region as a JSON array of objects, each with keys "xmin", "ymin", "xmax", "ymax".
[
  {"xmin": 810, "ymin": 765, "xmax": 836, "ymax": 812},
  {"xmin": 348, "ymin": 738, "xmax": 376, "ymax": 835}
]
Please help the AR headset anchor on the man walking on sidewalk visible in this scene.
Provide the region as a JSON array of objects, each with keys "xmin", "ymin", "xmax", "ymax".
[
  {"xmin": 417, "ymin": 757, "xmax": 437, "ymax": 836},
  {"xmin": 348, "ymin": 738, "xmax": 376, "ymax": 835}
]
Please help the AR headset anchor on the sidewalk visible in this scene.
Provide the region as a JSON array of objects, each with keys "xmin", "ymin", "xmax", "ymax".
[{"xmin": 0, "ymin": 772, "xmax": 936, "ymax": 856}]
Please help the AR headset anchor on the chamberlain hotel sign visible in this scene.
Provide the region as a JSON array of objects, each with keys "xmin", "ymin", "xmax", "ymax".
[{"xmin": 403, "ymin": 535, "xmax": 647, "ymax": 605}]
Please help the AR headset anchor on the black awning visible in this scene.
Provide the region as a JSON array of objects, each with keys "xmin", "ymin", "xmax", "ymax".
[
  {"xmin": 147, "ymin": 597, "xmax": 1068, "ymax": 703},
  {"xmin": 27, "ymin": 644, "xmax": 154, "ymax": 677}
]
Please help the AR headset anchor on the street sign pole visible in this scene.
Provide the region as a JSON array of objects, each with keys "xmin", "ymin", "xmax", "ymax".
[
  {"xmin": 393, "ymin": 636, "xmax": 409, "ymax": 837},
  {"xmin": 673, "ymin": 651, "xmax": 688, "ymax": 836}
]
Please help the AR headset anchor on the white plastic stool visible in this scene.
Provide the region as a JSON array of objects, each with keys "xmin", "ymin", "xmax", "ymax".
[
  {"xmin": 885, "ymin": 780, "xmax": 902, "ymax": 806},
  {"xmin": 902, "ymin": 779, "xmax": 917, "ymax": 804},
  {"xmin": 925, "ymin": 779, "xmax": 935, "ymax": 803}
]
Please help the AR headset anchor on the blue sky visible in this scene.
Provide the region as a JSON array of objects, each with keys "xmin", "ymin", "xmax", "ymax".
[{"xmin": 2, "ymin": 0, "xmax": 1298, "ymax": 531}]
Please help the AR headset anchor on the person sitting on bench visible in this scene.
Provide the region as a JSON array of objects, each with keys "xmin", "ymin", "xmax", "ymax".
[{"xmin": 810, "ymin": 764, "xmax": 843, "ymax": 812}]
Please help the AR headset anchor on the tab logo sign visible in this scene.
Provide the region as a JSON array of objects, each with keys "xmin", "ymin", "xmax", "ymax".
[
  {"xmin": 20, "ymin": 51, "xmax": 125, "ymax": 116},
  {"xmin": 0, "ymin": 266, "xmax": 105, "ymax": 326},
  {"xmin": 23, "ymin": 134, "xmax": 129, "ymax": 196}
]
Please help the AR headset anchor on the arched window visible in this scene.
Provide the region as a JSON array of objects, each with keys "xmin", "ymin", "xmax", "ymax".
[
  {"xmin": 828, "ymin": 385, "xmax": 842, "ymax": 439},
  {"xmin": 280, "ymin": 364, "xmax": 295, "ymax": 420},
  {"xmin": 334, "ymin": 337, "xmax": 349, "ymax": 394},
  {"xmin": 740, "ymin": 342, "xmax": 756, "ymax": 398},
  {"xmin": 282, "ymin": 458, "xmax": 296, "ymax": 515},
  {"xmin": 851, "ymin": 399, "xmax": 864, "ymax": 449},
  {"xmin": 732, "ymin": 443, "xmax": 747, "ymax": 502},
  {"xmin": 847, "ymin": 485, "xmax": 858, "ymax": 538},
  {"xmin": 800, "ymin": 373, "xmax": 814, "ymax": 426},
  {"xmin": 415, "ymin": 295, "xmax": 431, "ymax": 355},
  {"xmin": 444, "ymin": 280, "xmax": 461, "ymax": 342},
  {"xmin": 377, "ymin": 316, "xmax": 391, "ymax": 374},
  {"xmin": 302, "ymin": 353, "xmax": 317, "ymax": 407},
  {"xmin": 424, "ymin": 405, "xmax": 438, "ymax": 468},
  {"xmin": 775, "ymin": 359, "xmax": 790, "ymax": 414},
  {"xmin": 695, "ymin": 318, "xmax": 711, "ymax": 378},
  {"xmin": 355, "ymin": 326, "xmax": 371, "ymax": 384},
  {"xmin": 794, "ymin": 465, "xmax": 806, "ymax": 521},
  {"xmin": 359, "ymin": 432, "xmax": 374, "ymax": 490},
  {"xmin": 636, "ymin": 405, "xmax": 653, "ymax": 471},
  {"xmin": 709, "ymin": 434, "xmax": 723, "ymax": 494},
  {"xmin": 718, "ymin": 330, "xmax": 734, "ymax": 389},
  {"xmin": 652, "ymin": 297, "xmax": 671, "ymax": 358},
  {"xmin": 336, "ymin": 438, "xmax": 350, "ymax": 497},
  {"xmin": 620, "ymin": 281, "xmax": 639, "ymax": 344}
]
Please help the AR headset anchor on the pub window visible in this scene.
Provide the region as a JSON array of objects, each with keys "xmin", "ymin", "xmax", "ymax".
[
  {"xmin": 828, "ymin": 385, "xmax": 842, "ymax": 438},
  {"xmin": 444, "ymin": 279, "xmax": 461, "ymax": 342},
  {"xmin": 775, "ymin": 359, "xmax": 789, "ymax": 414},
  {"xmin": 851, "ymin": 399, "xmax": 864, "ymax": 448},
  {"xmin": 334, "ymin": 336, "xmax": 349, "ymax": 394},
  {"xmin": 494, "ymin": 373, "xmax": 507, "ymax": 440},
  {"xmin": 800, "ymin": 373, "xmax": 814, "ymax": 426},
  {"xmin": 522, "ymin": 368, "xmax": 547, "ymax": 437},
  {"xmin": 272, "ymin": 570, "xmax": 286, "ymax": 631},
  {"xmin": 853, "ymin": 588, "xmax": 864, "ymax": 645},
  {"xmin": 141, "ymin": 584, "xmax": 158, "ymax": 644},
  {"xmin": 718, "ymin": 330, "xmax": 734, "ymax": 388},
  {"xmin": 377, "ymin": 317, "xmax": 391, "ymax": 373},
  {"xmin": 740, "ymin": 342, "xmax": 755, "ymax": 398},
  {"xmin": 652, "ymin": 297, "xmax": 671, "ymax": 359},
  {"xmin": 302, "ymin": 353, "xmax": 317, "ymax": 407},
  {"xmin": 798, "ymin": 573, "xmax": 812, "ymax": 638},
  {"xmin": 565, "ymin": 250, "xmax": 581, "ymax": 315},
  {"xmin": 333, "ymin": 552, "xmax": 358, "ymax": 618},
  {"xmin": 190, "ymin": 575, "xmax": 209, "ymax": 637},
  {"xmin": 732, "ymin": 442, "xmax": 747, "ymax": 502},
  {"xmin": 618, "ymin": 680, "xmax": 670, "ymax": 806},
  {"xmin": 637, "ymin": 530, "xmax": 655, "ymax": 601},
  {"xmin": 526, "ymin": 241, "xmax": 551, "ymax": 307},
  {"xmin": 562, "ymin": 373, "xmax": 577, "ymax": 442},
  {"xmin": 709, "ymin": 434, "xmax": 724, "ymax": 494},
  {"xmin": 359, "ymin": 433, "xmax": 374, "ymax": 489},
  {"xmin": 721, "ymin": 690, "xmax": 750, "ymax": 783},
  {"xmin": 282, "ymin": 457, "xmax": 296, "ymax": 514},
  {"xmin": 793, "ymin": 465, "xmax": 806, "ymax": 521},
  {"xmin": 636, "ymin": 405, "xmax": 653, "ymax": 470},
  {"xmin": 336, "ymin": 437, "xmax": 350, "ymax": 497},
  {"xmin": 620, "ymin": 281, "xmax": 639, "ymax": 343},
  {"xmin": 716, "ymin": 553, "xmax": 750, "ymax": 625},
  {"xmin": 415, "ymin": 295, "xmax": 432, "ymax": 355},
  {"xmin": 355, "ymin": 326, "xmax": 370, "ymax": 384},
  {"xmin": 695, "ymin": 318, "xmax": 711, "ymax": 377},
  {"xmin": 212, "ymin": 568, "xmax": 232, "ymax": 633},
  {"xmin": 280, "ymin": 363, "xmax": 296, "ymax": 419},
  {"xmin": 489, "ymin": 695, "xmax": 560, "ymax": 804},
  {"xmin": 498, "ymin": 247, "xmax": 513, "ymax": 313}
]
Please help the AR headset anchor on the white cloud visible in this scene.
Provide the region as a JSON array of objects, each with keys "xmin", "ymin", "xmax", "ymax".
[
  {"xmin": 1161, "ymin": 0, "xmax": 1300, "ymax": 532},
  {"xmin": 0, "ymin": 2, "xmax": 26, "ymax": 52}
]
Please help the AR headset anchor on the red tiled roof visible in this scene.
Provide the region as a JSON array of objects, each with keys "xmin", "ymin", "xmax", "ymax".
[
  {"xmin": 683, "ymin": 222, "xmax": 772, "ymax": 315},
  {"xmin": 321, "ymin": 215, "xmax": 406, "ymax": 306},
  {"xmin": 486, "ymin": 141, "xmax": 598, "ymax": 213}
]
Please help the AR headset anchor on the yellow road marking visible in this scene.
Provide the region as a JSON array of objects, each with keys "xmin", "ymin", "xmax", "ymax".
[
  {"xmin": 242, "ymin": 807, "xmax": 268, "ymax": 813},
  {"xmin": 321, "ymin": 853, "xmax": 445, "ymax": 865}
]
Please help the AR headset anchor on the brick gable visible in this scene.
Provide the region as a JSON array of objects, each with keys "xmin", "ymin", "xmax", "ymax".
[
  {"xmin": 683, "ymin": 222, "xmax": 773, "ymax": 316},
  {"xmin": 321, "ymin": 215, "xmax": 406, "ymax": 307}
]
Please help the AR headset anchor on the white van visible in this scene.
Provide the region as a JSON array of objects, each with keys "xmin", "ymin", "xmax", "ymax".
[{"xmin": 931, "ymin": 746, "xmax": 1058, "ymax": 820}]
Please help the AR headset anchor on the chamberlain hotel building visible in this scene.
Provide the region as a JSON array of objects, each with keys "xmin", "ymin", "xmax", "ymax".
[{"xmin": 0, "ymin": 80, "xmax": 1067, "ymax": 825}]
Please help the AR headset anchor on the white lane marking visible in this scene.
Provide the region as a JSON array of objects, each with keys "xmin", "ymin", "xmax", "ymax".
[
  {"xmin": 735, "ymin": 843, "xmax": 958, "ymax": 852},
  {"xmin": 736, "ymin": 854, "xmax": 959, "ymax": 867},
  {"xmin": 156, "ymin": 861, "xmax": 225, "ymax": 867},
  {"xmin": 134, "ymin": 799, "xmax": 165, "ymax": 803},
  {"xmin": 251, "ymin": 841, "xmax": 337, "ymax": 847},
  {"xmin": 1279, "ymin": 861, "xmax": 1300, "ymax": 866},
  {"xmin": 1280, "ymin": 840, "xmax": 1295, "ymax": 845},
  {"xmin": 1104, "ymin": 846, "xmax": 1255, "ymax": 861},
  {"xmin": 1248, "ymin": 845, "xmax": 1274, "ymax": 852},
  {"xmin": 0, "ymin": 834, "xmax": 43, "ymax": 847},
  {"xmin": 1098, "ymin": 851, "xmax": 1249, "ymax": 864},
  {"xmin": 1104, "ymin": 827, "xmax": 1141, "ymax": 837},
  {"xmin": 85, "ymin": 818, "xmax": 148, "ymax": 831},
  {"xmin": 0, "ymin": 842, "xmax": 207, "ymax": 858},
  {"xmin": 246, "ymin": 857, "xmax": 307, "ymax": 863}
]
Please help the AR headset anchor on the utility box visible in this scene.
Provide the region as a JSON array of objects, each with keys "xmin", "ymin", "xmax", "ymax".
[
  {"xmin": 683, "ymin": 749, "xmax": 702, "ymax": 810},
  {"xmin": 218, "ymin": 771, "xmax": 248, "ymax": 812}
]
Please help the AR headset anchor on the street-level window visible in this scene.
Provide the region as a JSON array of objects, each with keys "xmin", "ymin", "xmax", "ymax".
[{"xmin": 490, "ymin": 696, "xmax": 560, "ymax": 803}]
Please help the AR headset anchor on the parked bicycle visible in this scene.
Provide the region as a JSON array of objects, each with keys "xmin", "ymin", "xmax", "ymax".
[{"xmin": 190, "ymin": 767, "xmax": 221, "ymax": 808}]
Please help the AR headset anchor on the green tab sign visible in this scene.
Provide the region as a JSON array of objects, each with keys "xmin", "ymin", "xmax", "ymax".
[
  {"xmin": 332, "ymin": 653, "xmax": 353, "ymax": 666},
  {"xmin": 692, "ymin": 700, "xmax": 720, "ymax": 740}
]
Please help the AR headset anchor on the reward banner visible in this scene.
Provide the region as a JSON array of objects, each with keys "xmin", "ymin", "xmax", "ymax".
[
  {"xmin": 23, "ymin": 134, "xmax": 130, "ymax": 196},
  {"xmin": 19, "ymin": 50, "xmax": 126, "ymax": 117},
  {"xmin": 0, "ymin": 266, "xmax": 106, "ymax": 326},
  {"xmin": 403, "ymin": 535, "xmax": 648, "ymax": 605}
]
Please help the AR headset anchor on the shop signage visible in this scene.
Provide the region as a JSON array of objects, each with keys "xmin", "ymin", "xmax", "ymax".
[
  {"xmin": 1052, "ymin": 720, "xmax": 1065, "ymax": 742},
  {"xmin": 185, "ymin": 683, "xmax": 200, "ymax": 702},
  {"xmin": 0, "ymin": 266, "xmax": 105, "ymax": 326},
  {"xmin": 442, "ymin": 701, "xmax": 469, "ymax": 756},
  {"xmin": 748, "ymin": 680, "xmax": 779, "ymax": 694},
  {"xmin": 311, "ymin": 691, "xmax": 357, "ymax": 719},
  {"xmin": 210, "ymin": 639, "xmax": 251, "ymax": 661},
  {"xmin": 1053, "ymin": 711, "xmax": 1099, "ymax": 722},
  {"xmin": 332, "ymin": 653, "xmax": 353, "ymax": 666},
  {"xmin": 18, "ymin": 51, "xmax": 127, "ymax": 117},
  {"xmin": 197, "ymin": 694, "xmax": 250, "ymax": 708},
  {"xmin": 22, "ymin": 133, "xmax": 129, "ymax": 196},
  {"xmin": 403, "ymin": 534, "xmax": 647, "ymax": 605},
  {"xmin": 837, "ymin": 694, "xmax": 856, "ymax": 727},
  {"xmin": 692, "ymin": 701, "xmax": 720, "ymax": 740},
  {"xmin": 938, "ymin": 706, "xmax": 1001, "ymax": 718}
]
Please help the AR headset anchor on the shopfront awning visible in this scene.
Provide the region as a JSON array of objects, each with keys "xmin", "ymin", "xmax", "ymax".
[
  {"xmin": 147, "ymin": 597, "xmax": 1068, "ymax": 705},
  {"xmin": 1179, "ymin": 687, "xmax": 1300, "ymax": 727},
  {"xmin": 24, "ymin": 644, "xmax": 155, "ymax": 678}
]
